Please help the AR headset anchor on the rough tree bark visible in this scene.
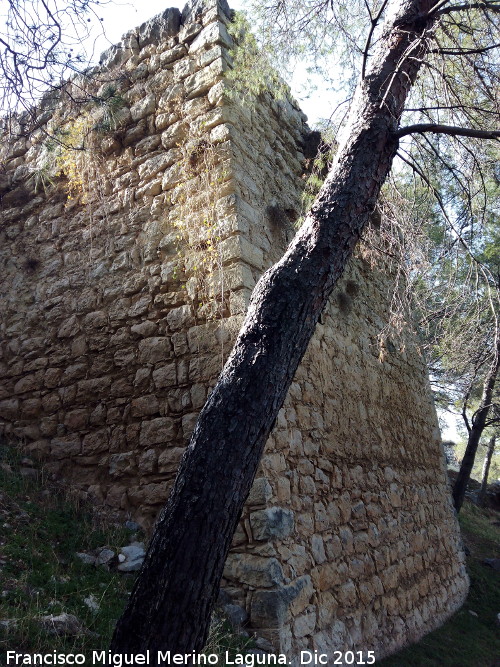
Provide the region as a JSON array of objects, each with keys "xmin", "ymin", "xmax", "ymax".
[
  {"xmin": 111, "ymin": 0, "xmax": 438, "ymax": 659},
  {"xmin": 453, "ymin": 338, "xmax": 500, "ymax": 512},
  {"xmin": 479, "ymin": 436, "xmax": 496, "ymax": 507}
]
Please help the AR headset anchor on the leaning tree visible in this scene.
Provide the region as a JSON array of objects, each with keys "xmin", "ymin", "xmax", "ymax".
[
  {"xmin": 390, "ymin": 135, "xmax": 500, "ymax": 513},
  {"xmin": 109, "ymin": 0, "xmax": 500, "ymax": 658},
  {"xmin": 382, "ymin": 141, "xmax": 500, "ymax": 512}
]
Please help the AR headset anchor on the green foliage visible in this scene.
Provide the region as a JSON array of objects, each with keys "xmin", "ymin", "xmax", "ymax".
[
  {"xmin": 382, "ymin": 134, "xmax": 500, "ymax": 430},
  {"xmin": 170, "ymin": 130, "xmax": 231, "ymax": 321},
  {"xmin": 243, "ymin": 0, "xmax": 379, "ymax": 104},
  {"xmin": 299, "ymin": 169, "xmax": 328, "ymax": 225},
  {"xmin": 297, "ymin": 128, "xmax": 337, "ymax": 225},
  {"xmin": 0, "ymin": 443, "xmax": 135, "ymax": 661},
  {"xmin": 91, "ymin": 85, "xmax": 126, "ymax": 134},
  {"xmin": 226, "ymin": 11, "xmax": 289, "ymax": 103},
  {"xmin": 459, "ymin": 502, "xmax": 500, "ymax": 550},
  {"xmin": 454, "ymin": 437, "xmax": 500, "ymax": 482},
  {"xmin": 203, "ymin": 617, "xmax": 255, "ymax": 665}
]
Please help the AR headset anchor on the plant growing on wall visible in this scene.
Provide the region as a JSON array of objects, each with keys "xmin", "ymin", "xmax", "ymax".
[
  {"xmin": 110, "ymin": 0, "xmax": 500, "ymax": 657},
  {"xmin": 28, "ymin": 85, "xmax": 125, "ymax": 202},
  {"xmin": 170, "ymin": 123, "xmax": 232, "ymax": 323}
]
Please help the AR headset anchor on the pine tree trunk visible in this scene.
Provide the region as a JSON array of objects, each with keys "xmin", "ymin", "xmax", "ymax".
[
  {"xmin": 478, "ymin": 436, "xmax": 496, "ymax": 506},
  {"xmin": 111, "ymin": 0, "xmax": 438, "ymax": 659},
  {"xmin": 453, "ymin": 347, "xmax": 500, "ymax": 512}
]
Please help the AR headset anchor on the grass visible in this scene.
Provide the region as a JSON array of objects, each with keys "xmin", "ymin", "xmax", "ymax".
[
  {"xmin": 0, "ymin": 442, "xmax": 253, "ymax": 665},
  {"xmin": 2, "ymin": 440, "xmax": 498, "ymax": 666},
  {"xmin": 0, "ymin": 443, "xmax": 136, "ymax": 663},
  {"xmin": 379, "ymin": 502, "xmax": 500, "ymax": 667}
]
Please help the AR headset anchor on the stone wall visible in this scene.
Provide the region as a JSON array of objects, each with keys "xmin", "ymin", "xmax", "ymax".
[
  {"xmin": 226, "ymin": 256, "xmax": 469, "ymax": 660},
  {"xmin": 0, "ymin": 0, "xmax": 468, "ymax": 661}
]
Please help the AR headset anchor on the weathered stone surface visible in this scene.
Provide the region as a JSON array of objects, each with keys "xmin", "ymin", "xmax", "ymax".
[
  {"xmin": 50, "ymin": 436, "xmax": 81, "ymax": 459},
  {"xmin": 131, "ymin": 395, "xmax": 159, "ymax": 417},
  {"xmin": 131, "ymin": 321, "xmax": 158, "ymax": 338},
  {"xmin": 250, "ymin": 507, "xmax": 295, "ymax": 541},
  {"xmin": 166, "ymin": 305, "xmax": 193, "ymax": 332},
  {"xmin": 82, "ymin": 430, "xmax": 109, "ymax": 455},
  {"xmin": 188, "ymin": 21, "xmax": 232, "ymax": 53},
  {"xmin": 0, "ymin": 398, "xmax": 19, "ymax": 419},
  {"xmin": 184, "ymin": 60, "xmax": 224, "ymax": 99},
  {"xmin": 311, "ymin": 562, "xmax": 344, "ymax": 592},
  {"xmin": 138, "ymin": 337, "xmax": 172, "ymax": 364},
  {"xmin": 219, "ymin": 235, "xmax": 264, "ymax": 269},
  {"xmin": 152, "ymin": 363, "xmax": 177, "ymax": 389},
  {"xmin": 294, "ymin": 612, "xmax": 316, "ymax": 639},
  {"xmin": 95, "ymin": 548, "xmax": 115, "ymax": 566},
  {"xmin": 140, "ymin": 482, "xmax": 169, "ymax": 505},
  {"xmin": 160, "ymin": 44, "xmax": 187, "ymax": 66},
  {"xmin": 224, "ymin": 554, "xmax": 285, "ymax": 588},
  {"xmin": 140, "ymin": 418, "xmax": 176, "ymax": 446},
  {"xmin": 137, "ymin": 8, "xmax": 181, "ymax": 48},
  {"xmin": 40, "ymin": 613, "xmax": 84, "ymax": 636},
  {"xmin": 109, "ymin": 452, "xmax": 135, "ymax": 477},
  {"xmin": 158, "ymin": 447, "xmax": 184, "ymax": 473},
  {"xmin": 130, "ymin": 95, "xmax": 156, "ymax": 122},
  {"xmin": 223, "ymin": 603, "xmax": 248, "ymax": 629},
  {"xmin": 247, "ymin": 478, "xmax": 272, "ymax": 506},
  {"xmin": 250, "ymin": 577, "xmax": 311, "ymax": 628},
  {"xmin": 57, "ymin": 316, "xmax": 80, "ymax": 338},
  {"xmin": 161, "ymin": 122, "xmax": 188, "ymax": 150},
  {"xmin": 137, "ymin": 151, "xmax": 178, "ymax": 181}
]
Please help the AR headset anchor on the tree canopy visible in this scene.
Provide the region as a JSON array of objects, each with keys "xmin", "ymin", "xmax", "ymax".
[
  {"xmin": 111, "ymin": 0, "xmax": 500, "ymax": 657},
  {"xmin": 229, "ymin": 1, "xmax": 500, "ymax": 509},
  {"xmin": 4, "ymin": 0, "xmax": 500, "ymax": 657},
  {"xmin": 0, "ymin": 0, "xmax": 109, "ymax": 115}
]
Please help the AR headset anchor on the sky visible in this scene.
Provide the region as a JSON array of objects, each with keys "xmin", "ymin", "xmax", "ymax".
[
  {"xmin": 89, "ymin": 0, "xmax": 334, "ymax": 125},
  {"xmin": 92, "ymin": 1, "xmax": 465, "ymax": 443}
]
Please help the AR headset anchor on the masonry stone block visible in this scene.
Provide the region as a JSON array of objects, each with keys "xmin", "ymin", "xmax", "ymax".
[
  {"xmin": 247, "ymin": 478, "xmax": 272, "ymax": 506},
  {"xmin": 138, "ymin": 337, "xmax": 172, "ymax": 364},
  {"xmin": 250, "ymin": 507, "xmax": 295, "ymax": 541},
  {"xmin": 224, "ymin": 554, "xmax": 285, "ymax": 589},
  {"xmin": 0, "ymin": 0, "xmax": 469, "ymax": 660},
  {"xmin": 140, "ymin": 418, "xmax": 176, "ymax": 447},
  {"xmin": 188, "ymin": 21, "xmax": 232, "ymax": 53},
  {"xmin": 250, "ymin": 576, "xmax": 312, "ymax": 628},
  {"xmin": 0, "ymin": 398, "xmax": 19, "ymax": 420},
  {"xmin": 137, "ymin": 8, "xmax": 181, "ymax": 48}
]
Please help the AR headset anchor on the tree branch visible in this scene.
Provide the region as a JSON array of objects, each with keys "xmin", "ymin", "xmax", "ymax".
[
  {"xmin": 434, "ymin": 1, "xmax": 500, "ymax": 16},
  {"xmin": 395, "ymin": 123, "xmax": 500, "ymax": 139},
  {"xmin": 361, "ymin": 0, "xmax": 390, "ymax": 79},
  {"xmin": 462, "ymin": 389, "xmax": 472, "ymax": 434},
  {"xmin": 432, "ymin": 42, "xmax": 500, "ymax": 55}
]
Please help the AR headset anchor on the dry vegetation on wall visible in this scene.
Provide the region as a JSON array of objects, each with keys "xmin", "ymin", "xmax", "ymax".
[
  {"xmin": 28, "ymin": 77, "xmax": 233, "ymax": 326},
  {"xmin": 0, "ymin": 0, "xmax": 471, "ymax": 658},
  {"xmin": 170, "ymin": 125, "xmax": 232, "ymax": 323}
]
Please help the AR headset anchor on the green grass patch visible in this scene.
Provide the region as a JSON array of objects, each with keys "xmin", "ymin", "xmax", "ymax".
[
  {"xmin": 0, "ymin": 443, "xmax": 253, "ymax": 666},
  {"xmin": 379, "ymin": 502, "xmax": 500, "ymax": 667},
  {"xmin": 4, "ymin": 440, "xmax": 497, "ymax": 666},
  {"xmin": 0, "ymin": 443, "xmax": 136, "ymax": 664}
]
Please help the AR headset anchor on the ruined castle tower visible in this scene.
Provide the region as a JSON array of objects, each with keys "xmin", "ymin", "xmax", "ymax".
[{"xmin": 0, "ymin": 0, "xmax": 468, "ymax": 660}]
